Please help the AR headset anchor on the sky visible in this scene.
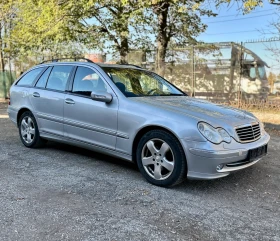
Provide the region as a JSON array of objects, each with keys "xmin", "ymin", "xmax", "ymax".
[
  {"xmin": 198, "ymin": 1, "xmax": 280, "ymax": 43},
  {"xmin": 197, "ymin": 1, "xmax": 280, "ymax": 75}
]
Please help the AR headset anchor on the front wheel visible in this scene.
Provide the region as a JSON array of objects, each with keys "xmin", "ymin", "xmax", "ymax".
[
  {"xmin": 136, "ymin": 130, "xmax": 187, "ymax": 187},
  {"xmin": 19, "ymin": 111, "xmax": 46, "ymax": 148}
]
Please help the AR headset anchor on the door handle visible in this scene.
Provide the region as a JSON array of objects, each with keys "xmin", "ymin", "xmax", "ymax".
[
  {"xmin": 32, "ymin": 92, "xmax": 40, "ymax": 98},
  {"xmin": 65, "ymin": 98, "xmax": 75, "ymax": 105}
]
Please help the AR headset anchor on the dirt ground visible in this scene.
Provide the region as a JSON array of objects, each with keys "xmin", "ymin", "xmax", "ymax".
[{"xmin": 0, "ymin": 102, "xmax": 280, "ymax": 241}]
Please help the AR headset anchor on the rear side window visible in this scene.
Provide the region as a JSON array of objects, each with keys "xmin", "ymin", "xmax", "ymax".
[
  {"xmin": 17, "ymin": 68, "xmax": 44, "ymax": 86},
  {"xmin": 35, "ymin": 67, "xmax": 52, "ymax": 88},
  {"xmin": 46, "ymin": 65, "xmax": 73, "ymax": 91}
]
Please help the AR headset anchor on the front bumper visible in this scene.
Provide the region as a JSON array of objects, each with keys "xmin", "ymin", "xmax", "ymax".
[{"xmin": 181, "ymin": 132, "xmax": 270, "ymax": 180}]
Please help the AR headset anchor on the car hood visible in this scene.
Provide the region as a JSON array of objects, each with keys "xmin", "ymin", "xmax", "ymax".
[{"xmin": 132, "ymin": 96, "xmax": 257, "ymax": 127}]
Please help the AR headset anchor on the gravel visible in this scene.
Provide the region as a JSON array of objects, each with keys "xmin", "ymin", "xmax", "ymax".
[{"xmin": 0, "ymin": 102, "xmax": 280, "ymax": 241}]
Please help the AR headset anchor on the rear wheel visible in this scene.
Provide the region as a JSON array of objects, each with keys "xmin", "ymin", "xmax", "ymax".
[
  {"xmin": 136, "ymin": 130, "xmax": 187, "ymax": 187},
  {"xmin": 19, "ymin": 111, "xmax": 46, "ymax": 148}
]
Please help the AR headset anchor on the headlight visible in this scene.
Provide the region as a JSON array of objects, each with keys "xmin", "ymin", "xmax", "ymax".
[{"xmin": 198, "ymin": 122, "xmax": 231, "ymax": 144}]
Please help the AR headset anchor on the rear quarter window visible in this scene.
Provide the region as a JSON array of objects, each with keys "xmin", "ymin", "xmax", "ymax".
[
  {"xmin": 17, "ymin": 68, "xmax": 44, "ymax": 86},
  {"xmin": 35, "ymin": 67, "xmax": 52, "ymax": 88}
]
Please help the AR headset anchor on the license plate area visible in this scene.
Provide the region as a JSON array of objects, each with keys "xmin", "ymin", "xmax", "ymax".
[{"xmin": 248, "ymin": 144, "xmax": 268, "ymax": 161}]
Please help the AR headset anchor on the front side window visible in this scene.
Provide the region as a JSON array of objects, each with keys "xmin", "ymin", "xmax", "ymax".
[
  {"xmin": 17, "ymin": 68, "xmax": 44, "ymax": 86},
  {"xmin": 72, "ymin": 67, "xmax": 107, "ymax": 96},
  {"xmin": 258, "ymin": 66, "xmax": 266, "ymax": 80},
  {"xmin": 103, "ymin": 67, "xmax": 184, "ymax": 97},
  {"xmin": 249, "ymin": 67, "xmax": 256, "ymax": 79},
  {"xmin": 46, "ymin": 65, "xmax": 73, "ymax": 91}
]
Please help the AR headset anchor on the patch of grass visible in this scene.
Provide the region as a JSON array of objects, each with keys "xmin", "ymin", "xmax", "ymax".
[
  {"xmin": 251, "ymin": 111, "xmax": 280, "ymax": 125},
  {"xmin": 229, "ymin": 100, "xmax": 280, "ymax": 112}
]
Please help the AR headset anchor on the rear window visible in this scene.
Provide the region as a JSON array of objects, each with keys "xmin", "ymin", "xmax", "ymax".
[{"xmin": 17, "ymin": 68, "xmax": 44, "ymax": 86}]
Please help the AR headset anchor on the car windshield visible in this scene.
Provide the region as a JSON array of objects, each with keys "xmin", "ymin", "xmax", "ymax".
[
  {"xmin": 103, "ymin": 67, "xmax": 185, "ymax": 97},
  {"xmin": 248, "ymin": 66, "xmax": 266, "ymax": 80}
]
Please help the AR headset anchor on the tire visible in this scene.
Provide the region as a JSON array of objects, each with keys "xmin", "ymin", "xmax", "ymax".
[
  {"xmin": 136, "ymin": 130, "xmax": 187, "ymax": 187},
  {"xmin": 18, "ymin": 111, "xmax": 46, "ymax": 148}
]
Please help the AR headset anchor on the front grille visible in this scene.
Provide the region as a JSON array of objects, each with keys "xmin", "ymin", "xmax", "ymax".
[{"xmin": 236, "ymin": 123, "xmax": 261, "ymax": 143}]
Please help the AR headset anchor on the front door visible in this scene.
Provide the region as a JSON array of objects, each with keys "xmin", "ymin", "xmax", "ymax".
[{"xmin": 63, "ymin": 66, "xmax": 118, "ymax": 150}]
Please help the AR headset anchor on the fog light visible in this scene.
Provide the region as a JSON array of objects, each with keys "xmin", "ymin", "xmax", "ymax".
[{"xmin": 216, "ymin": 164, "xmax": 224, "ymax": 171}]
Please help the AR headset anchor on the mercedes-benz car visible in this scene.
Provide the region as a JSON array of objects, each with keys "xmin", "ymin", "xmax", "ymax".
[{"xmin": 7, "ymin": 59, "xmax": 270, "ymax": 187}]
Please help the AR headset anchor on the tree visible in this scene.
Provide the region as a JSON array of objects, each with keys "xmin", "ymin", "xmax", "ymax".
[
  {"xmin": 57, "ymin": 0, "xmax": 217, "ymax": 68},
  {"xmin": 139, "ymin": 1, "xmax": 216, "ymax": 76},
  {"xmin": 8, "ymin": 0, "xmax": 219, "ymax": 70},
  {"xmin": 0, "ymin": 0, "xmax": 16, "ymax": 98},
  {"xmin": 75, "ymin": 0, "xmax": 143, "ymax": 63},
  {"xmin": 10, "ymin": 0, "xmax": 144, "ymax": 64},
  {"xmin": 215, "ymin": 0, "xmax": 279, "ymax": 13},
  {"xmin": 10, "ymin": 0, "xmax": 82, "ymax": 54}
]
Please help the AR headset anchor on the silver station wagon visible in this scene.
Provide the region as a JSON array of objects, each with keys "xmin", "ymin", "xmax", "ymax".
[{"xmin": 7, "ymin": 58, "xmax": 270, "ymax": 187}]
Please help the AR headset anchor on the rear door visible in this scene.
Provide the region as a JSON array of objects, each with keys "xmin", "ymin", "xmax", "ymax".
[
  {"xmin": 63, "ymin": 66, "xmax": 118, "ymax": 150},
  {"xmin": 30, "ymin": 65, "xmax": 74, "ymax": 137}
]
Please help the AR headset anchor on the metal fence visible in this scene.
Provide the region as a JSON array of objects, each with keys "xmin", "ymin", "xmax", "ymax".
[
  {"xmin": 0, "ymin": 71, "xmax": 16, "ymax": 99},
  {"xmin": 128, "ymin": 39, "xmax": 280, "ymax": 104},
  {"xmin": 1, "ymin": 39, "xmax": 280, "ymax": 106}
]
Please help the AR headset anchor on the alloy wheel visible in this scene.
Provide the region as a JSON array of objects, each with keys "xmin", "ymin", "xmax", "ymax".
[
  {"xmin": 20, "ymin": 116, "xmax": 35, "ymax": 144},
  {"xmin": 141, "ymin": 138, "xmax": 175, "ymax": 180}
]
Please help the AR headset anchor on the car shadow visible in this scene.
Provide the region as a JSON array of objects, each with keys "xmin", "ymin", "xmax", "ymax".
[
  {"xmin": 43, "ymin": 141, "xmax": 263, "ymax": 193},
  {"xmin": 44, "ymin": 141, "xmax": 139, "ymax": 172},
  {"xmin": 175, "ymin": 166, "xmax": 264, "ymax": 195}
]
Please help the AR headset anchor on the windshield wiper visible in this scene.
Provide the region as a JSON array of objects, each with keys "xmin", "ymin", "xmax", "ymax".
[
  {"xmin": 158, "ymin": 94, "xmax": 185, "ymax": 96},
  {"xmin": 131, "ymin": 93, "xmax": 185, "ymax": 97}
]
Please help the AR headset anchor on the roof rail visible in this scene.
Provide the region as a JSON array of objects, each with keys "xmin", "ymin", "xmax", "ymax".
[
  {"xmin": 40, "ymin": 57, "xmax": 94, "ymax": 64},
  {"xmin": 119, "ymin": 63, "xmax": 143, "ymax": 68}
]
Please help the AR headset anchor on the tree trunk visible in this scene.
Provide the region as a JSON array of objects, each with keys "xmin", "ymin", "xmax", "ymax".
[
  {"xmin": 8, "ymin": 57, "xmax": 13, "ymax": 86},
  {"xmin": 154, "ymin": 1, "xmax": 170, "ymax": 77},
  {"xmin": 0, "ymin": 23, "xmax": 7, "ymax": 99},
  {"xmin": 156, "ymin": 40, "xmax": 168, "ymax": 76},
  {"xmin": 119, "ymin": 36, "xmax": 128, "ymax": 64}
]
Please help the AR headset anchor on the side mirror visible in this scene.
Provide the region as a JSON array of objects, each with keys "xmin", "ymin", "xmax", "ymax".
[{"xmin": 91, "ymin": 91, "xmax": 113, "ymax": 103}]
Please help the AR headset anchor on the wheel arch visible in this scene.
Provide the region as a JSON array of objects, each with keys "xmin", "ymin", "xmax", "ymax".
[
  {"xmin": 132, "ymin": 125, "xmax": 185, "ymax": 163},
  {"xmin": 17, "ymin": 108, "xmax": 32, "ymax": 127}
]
